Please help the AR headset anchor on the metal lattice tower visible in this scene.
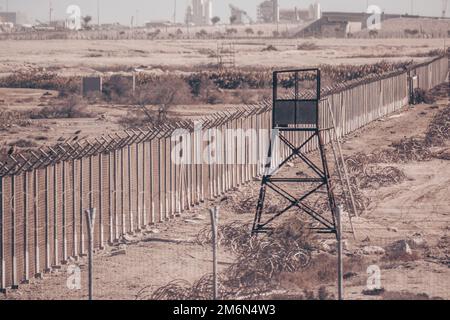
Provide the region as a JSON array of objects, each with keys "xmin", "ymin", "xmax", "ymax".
[
  {"xmin": 252, "ymin": 68, "xmax": 338, "ymax": 236},
  {"xmin": 217, "ymin": 42, "xmax": 236, "ymax": 69}
]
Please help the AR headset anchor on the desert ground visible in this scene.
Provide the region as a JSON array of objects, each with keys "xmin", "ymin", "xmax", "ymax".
[{"xmin": 0, "ymin": 38, "xmax": 447, "ymax": 77}]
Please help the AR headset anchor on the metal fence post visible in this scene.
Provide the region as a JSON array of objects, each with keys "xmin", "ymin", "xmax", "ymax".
[
  {"xmin": 33, "ymin": 170, "xmax": 40, "ymax": 277},
  {"xmin": 85, "ymin": 208, "xmax": 96, "ymax": 301},
  {"xmin": 98, "ymin": 154, "xmax": 104, "ymax": 249},
  {"xmin": 0, "ymin": 176, "xmax": 4, "ymax": 291},
  {"xmin": 337, "ymin": 205, "xmax": 344, "ymax": 301},
  {"xmin": 62, "ymin": 162, "xmax": 67, "ymax": 263},
  {"xmin": 53, "ymin": 164, "xmax": 59, "ymax": 268},
  {"xmin": 11, "ymin": 175, "xmax": 17, "ymax": 288},
  {"xmin": 23, "ymin": 171, "xmax": 29, "ymax": 282},
  {"xmin": 209, "ymin": 206, "xmax": 219, "ymax": 300}
]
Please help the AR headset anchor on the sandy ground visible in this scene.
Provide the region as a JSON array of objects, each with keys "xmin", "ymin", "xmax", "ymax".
[
  {"xmin": 1, "ymin": 84, "xmax": 449, "ymax": 300},
  {"xmin": 0, "ymin": 38, "xmax": 446, "ymax": 76}
]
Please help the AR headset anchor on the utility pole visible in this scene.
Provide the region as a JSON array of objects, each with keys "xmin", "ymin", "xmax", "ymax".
[
  {"xmin": 49, "ymin": 1, "xmax": 53, "ymax": 24},
  {"xmin": 174, "ymin": 0, "xmax": 177, "ymax": 24},
  {"xmin": 97, "ymin": 0, "xmax": 100, "ymax": 27}
]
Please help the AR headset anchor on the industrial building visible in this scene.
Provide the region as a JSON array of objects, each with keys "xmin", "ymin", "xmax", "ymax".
[
  {"xmin": 229, "ymin": 4, "xmax": 253, "ymax": 25},
  {"xmin": 0, "ymin": 11, "xmax": 16, "ymax": 24},
  {"xmin": 257, "ymin": 0, "xmax": 279, "ymax": 23},
  {"xmin": 185, "ymin": 0, "xmax": 213, "ymax": 26},
  {"xmin": 296, "ymin": 12, "xmax": 406, "ymax": 37},
  {"xmin": 257, "ymin": 1, "xmax": 321, "ymax": 23}
]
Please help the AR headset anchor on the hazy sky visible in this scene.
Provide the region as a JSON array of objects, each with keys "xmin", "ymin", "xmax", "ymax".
[{"xmin": 2, "ymin": 0, "xmax": 445, "ymax": 25}]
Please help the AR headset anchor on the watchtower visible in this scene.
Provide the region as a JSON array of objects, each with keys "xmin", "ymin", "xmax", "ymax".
[{"xmin": 252, "ymin": 68, "xmax": 338, "ymax": 236}]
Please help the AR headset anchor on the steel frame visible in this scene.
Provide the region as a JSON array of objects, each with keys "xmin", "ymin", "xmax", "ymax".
[{"xmin": 252, "ymin": 68, "xmax": 338, "ymax": 236}]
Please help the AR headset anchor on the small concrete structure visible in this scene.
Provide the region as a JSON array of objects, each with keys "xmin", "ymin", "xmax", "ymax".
[{"xmin": 82, "ymin": 77, "xmax": 103, "ymax": 96}]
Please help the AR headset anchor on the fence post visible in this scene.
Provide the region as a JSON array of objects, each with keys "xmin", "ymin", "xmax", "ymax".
[
  {"xmin": 209, "ymin": 206, "xmax": 219, "ymax": 301},
  {"xmin": 0, "ymin": 176, "xmax": 4, "ymax": 292},
  {"xmin": 11, "ymin": 175, "xmax": 17, "ymax": 288},
  {"xmin": 53, "ymin": 164, "xmax": 59, "ymax": 268},
  {"xmin": 23, "ymin": 171, "xmax": 29, "ymax": 282},
  {"xmin": 98, "ymin": 154, "xmax": 104, "ymax": 249},
  {"xmin": 85, "ymin": 208, "xmax": 96, "ymax": 301},
  {"xmin": 62, "ymin": 162, "xmax": 67, "ymax": 263},
  {"xmin": 34, "ymin": 170, "xmax": 40, "ymax": 277},
  {"xmin": 337, "ymin": 205, "xmax": 344, "ymax": 301}
]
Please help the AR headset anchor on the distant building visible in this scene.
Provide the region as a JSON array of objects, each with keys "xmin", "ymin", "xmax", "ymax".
[
  {"xmin": 309, "ymin": 2, "xmax": 322, "ymax": 20},
  {"xmin": 257, "ymin": 0, "xmax": 279, "ymax": 23},
  {"xmin": 0, "ymin": 12, "xmax": 16, "ymax": 24},
  {"xmin": 295, "ymin": 12, "xmax": 406, "ymax": 38},
  {"xmin": 259, "ymin": 0, "xmax": 323, "ymax": 23},
  {"xmin": 186, "ymin": 0, "xmax": 213, "ymax": 26},
  {"xmin": 279, "ymin": 8, "xmax": 311, "ymax": 22},
  {"xmin": 229, "ymin": 4, "xmax": 253, "ymax": 25},
  {"xmin": 145, "ymin": 21, "xmax": 172, "ymax": 29}
]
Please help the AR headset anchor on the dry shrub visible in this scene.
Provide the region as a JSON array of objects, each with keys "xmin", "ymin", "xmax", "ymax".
[
  {"xmin": 389, "ymin": 137, "xmax": 432, "ymax": 162},
  {"xmin": 118, "ymin": 109, "xmax": 149, "ymax": 129},
  {"xmin": 262, "ymin": 45, "xmax": 277, "ymax": 52},
  {"xmin": 30, "ymin": 135, "xmax": 49, "ymax": 141},
  {"xmin": 31, "ymin": 96, "xmax": 93, "ymax": 119},
  {"xmin": 133, "ymin": 78, "xmax": 194, "ymax": 107},
  {"xmin": 282, "ymin": 253, "xmax": 366, "ymax": 290},
  {"xmin": 8, "ymin": 139, "xmax": 38, "ymax": 148},
  {"xmin": 382, "ymin": 291, "xmax": 442, "ymax": 300},
  {"xmin": 425, "ymin": 235, "xmax": 449, "ymax": 266},
  {"xmin": 382, "ymin": 250, "xmax": 420, "ymax": 263},
  {"xmin": 297, "ymin": 41, "xmax": 319, "ymax": 51},
  {"xmin": 344, "ymin": 160, "xmax": 407, "ymax": 190},
  {"xmin": 426, "ymin": 105, "xmax": 450, "ymax": 146},
  {"xmin": 0, "ymin": 70, "xmax": 79, "ymax": 94},
  {"xmin": 268, "ymin": 286, "xmax": 335, "ymax": 300},
  {"xmin": 362, "ymin": 288, "xmax": 385, "ymax": 296},
  {"xmin": 413, "ymin": 88, "xmax": 436, "ymax": 104},
  {"xmin": 102, "ymin": 76, "xmax": 134, "ymax": 103},
  {"xmin": 0, "ymin": 110, "xmax": 32, "ymax": 130}
]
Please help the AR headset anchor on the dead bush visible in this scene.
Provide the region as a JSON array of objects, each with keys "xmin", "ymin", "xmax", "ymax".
[
  {"xmin": 269, "ymin": 287, "xmax": 335, "ymax": 300},
  {"xmin": 297, "ymin": 41, "xmax": 319, "ymax": 51},
  {"xmin": 31, "ymin": 96, "xmax": 93, "ymax": 119},
  {"xmin": 382, "ymin": 291, "xmax": 442, "ymax": 300},
  {"xmin": 262, "ymin": 45, "xmax": 278, "ymax": 52},
  {"xmin": 30, "ymin": 135, "xmax": 49, "ymax": 141},
  {"xmin": 8, "ymin": 139, "xmax": 38, "ymax": 148},
  {"xmin": 281, "ymin": 253, "xmax": 366, "ymax": 290},
  {"xmin": 426, "ymin": 105, "xmax": 450, "ymax": 146},
  {"xmin": 133, "ymin": 77, "xmax": 194, "ymax": 107},
  {"xmin": 118, "ymin": 109, "xmax": 151, "ymax": 129},
  {"xmin": 0, "ymin": 110, "xmax": 32, "ymax": 130},
  {"xmin": 102, "ymin": 76, "xmax": 134, "ymax": 103},
  {"xmin": 413, "ymin": 88, "xmax": 436, "ymax": 105}
]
